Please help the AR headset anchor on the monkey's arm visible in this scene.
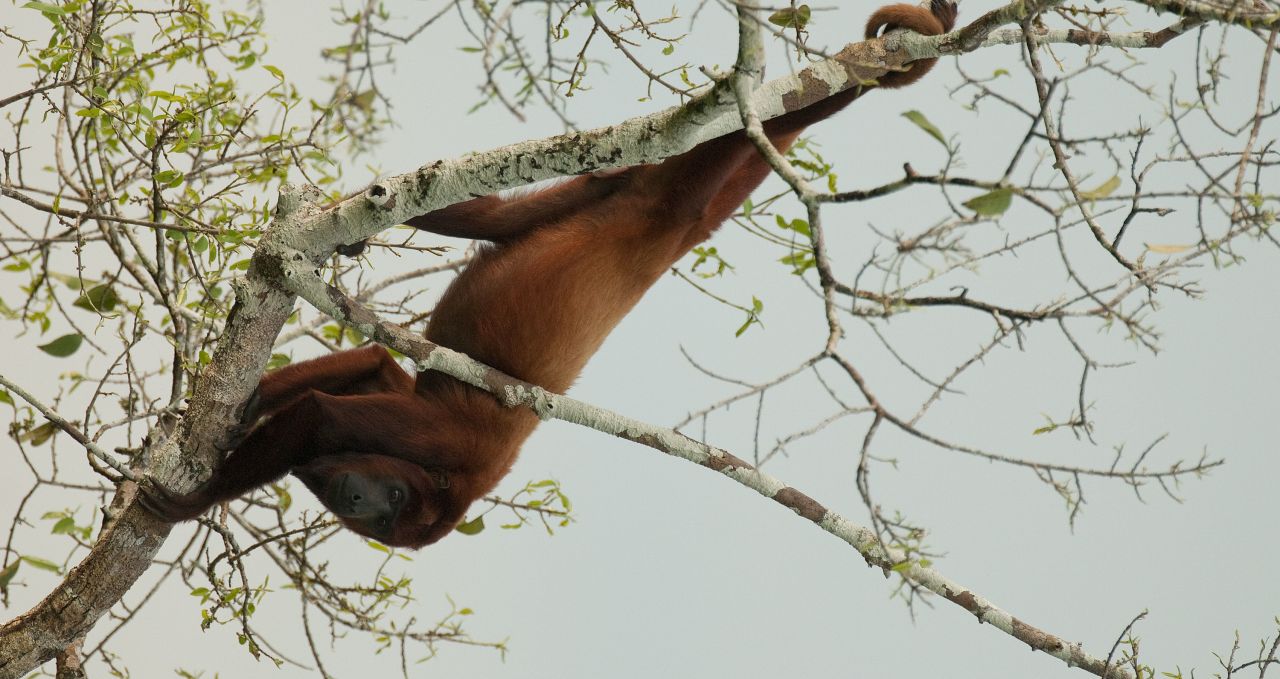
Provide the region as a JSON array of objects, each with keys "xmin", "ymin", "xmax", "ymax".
[
  {"xmin": 141, "ymin": 392, "xmax": 447, "ymax": 521},
  {"xmin": 250, "ymin": 344, "xmax": 412, "ymax": 418},
  {"xmin": 403, "ymin": 172, "xmax": 627, "ymax": 242}
]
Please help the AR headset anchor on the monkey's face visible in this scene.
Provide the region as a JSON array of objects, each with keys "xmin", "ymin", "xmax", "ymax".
[{"xmin": 294, "ymin": 453, "xmax": 450, "ymax": 547}]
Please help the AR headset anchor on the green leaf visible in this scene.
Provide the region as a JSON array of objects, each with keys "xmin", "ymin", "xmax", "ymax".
[
  {"xmin": 38, "ymin": 333, "xmax": 83, "ymax": 357},
  {"xmin": 0, "ymin": 389, "xmax": 12, "ymax": 406},
  {"xmin": 51, "ymin": 517, "xmax": 76, "ymax": 535},
  {"xmin": 48, "ymin": 272, "xmax": 86, "ymax": 290},
  {"xmin": 455, "ymin": 515, "xmax": 485, "ymax": 536},
  {"xmin": 263, "ymin": 65, "xmax": 284, "ymax": 80},
  {"xmin": 271, "ymin": 483, "xmax": 292, "ymax": 512},
  {"xmin": 20, "ymin": 555, "xmax": 62, "ymax": 573},
  {"xmin": 73, "ymin": 284, "xmax": 120, "ymax": 312},
  {"xmin": 23, "ymin": 1, "xmax": 67, "ymax": 15},
  {"xmin": 963, "ymin": 188, "xmax": 1013, "ymax": 217},
  {"xmin": 1079, "ymin": 175, "xmax": 1120, "ymax": 201},
  {"xmin": 1032, "ymin": 415, "xmax": 1059, "ymax": 435},
  {"xmin": 779, "ymin": 251, "xmax": 815, "ymax": 275},
  {"xmin": 901, "ymin": 110, "xmax": 945, "ymax": 146},
  {"xmin": 767, "ymin": 5, "xmax": 811, "ymax": 29},
  {"xmin": 154, "ymin": 169, "xmax": 184, "ymax": 187},
  {"xmin": 1145, "ymin": 243, "xmax": 1193, "ymax": 255},
  {"xmin": 21, "ymin": 421, "xmax": 58, "ymax": 446},
  {"xmin": 349, "ymin": 90, "xmax": 376, "ymax": 113},
  {"xmin": 775, "ymin": 215, "xmax": 811, "ymax": 237},
  {"xmin": 89, "ymin": 24, "xmax": 105, "ymax": 56},
  {"xmin": 266, "ymin": 353, "xmax": 292, "ymax": 370},
  {"xmin": 0, "ymin": 560, "xmax": 19, "ymax": 590},
  {"xmin": 735, "ymin": 297, "xmax": 764, "ymax": 337}
]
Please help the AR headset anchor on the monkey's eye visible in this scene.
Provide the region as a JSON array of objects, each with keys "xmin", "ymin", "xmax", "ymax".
[
  {"xmin": 377, "ymin": 517, "xmax": 389, "ymax": 530},
  {"xmin": 389, "ymin": 488, "xmax": 402, "ymax": 504}
]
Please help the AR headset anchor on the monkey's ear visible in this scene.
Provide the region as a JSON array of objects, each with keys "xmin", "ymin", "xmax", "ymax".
[{"xmin": 414, "ymin": 509, "xmax": 468, "ymax": 548}]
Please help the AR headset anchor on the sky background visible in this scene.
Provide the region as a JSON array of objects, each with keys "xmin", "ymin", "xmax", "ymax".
[{"xmin": 2, "ymin": 1, "xmax": 1278, "ymax": 678}]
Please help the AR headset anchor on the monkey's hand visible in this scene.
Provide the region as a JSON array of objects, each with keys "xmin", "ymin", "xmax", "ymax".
[
  {"xmin": 336, "ymin": 240, "xmax": 368, "ymax": 257},
  {"xmin": 137, "ymin": 479, "xmax": 213, "ymax": 523},
  {"xmin": 213, "ymin": 388, "xmax": 262, "ymax": 452}
]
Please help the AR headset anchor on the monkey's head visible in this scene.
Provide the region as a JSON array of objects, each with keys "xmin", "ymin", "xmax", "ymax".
[{"xmin": 294, "ymin": 454, "xmax": 464, "ymax": 548}]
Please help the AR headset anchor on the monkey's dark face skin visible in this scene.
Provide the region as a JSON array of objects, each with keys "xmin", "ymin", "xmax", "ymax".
[{"xmin": 321, "ymin": 468, "xmax": 407, "ymax": 540}]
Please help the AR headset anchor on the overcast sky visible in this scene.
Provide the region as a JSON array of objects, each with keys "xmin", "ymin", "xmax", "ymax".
[{"xmin": 2, "ymin": 1, "xmax": 1278, "ymax": 678}]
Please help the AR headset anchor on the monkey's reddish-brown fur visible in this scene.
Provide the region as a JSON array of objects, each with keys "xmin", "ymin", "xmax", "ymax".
[{"xmin": 143, "ymin": 2, "xmax": 957, "ymax": 548}]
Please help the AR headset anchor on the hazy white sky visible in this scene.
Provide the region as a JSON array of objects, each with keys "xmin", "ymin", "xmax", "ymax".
[{"xmin": 2, "ymin": 2, "xmax": 1278, "ymax": 678}]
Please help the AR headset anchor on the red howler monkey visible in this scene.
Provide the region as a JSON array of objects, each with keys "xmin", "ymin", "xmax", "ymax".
[{"xmin": 141, "ymin": 1, "xmax": 958, "ymax": 547}]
